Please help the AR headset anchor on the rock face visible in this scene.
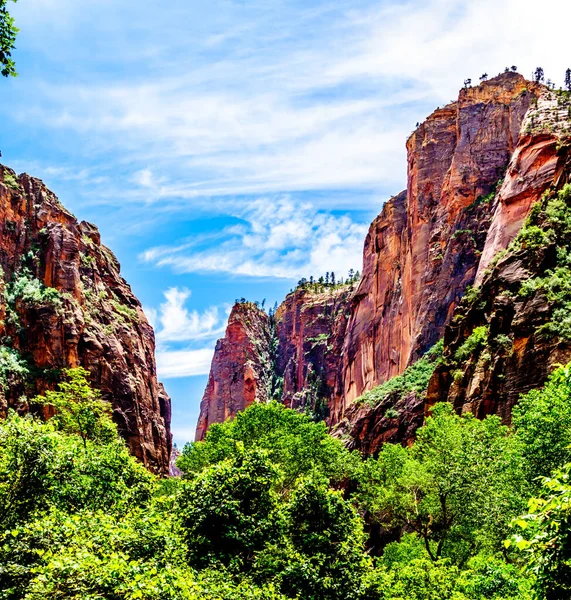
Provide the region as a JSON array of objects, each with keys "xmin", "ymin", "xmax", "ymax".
[
  {"xmin": 195, "ymin": 302, "xmax": 272, "ymax": 441},
  {"xmin": 196, "ymin": 74, "xmax": 571, "ymax": 451},
  {"xmin": 0, "ymin": 167, "xmax": 171, "ymax": 474},
  {"xmin": 275, "ymin": 287, "xmax": 352, "ymax": 414},
  {"xmin": 476, "ymin": 91, "xmax": 571, "ymax": 282},
  {"xmin": 333, "ymin": 72, "xmax": 541, "ymax": 422}
]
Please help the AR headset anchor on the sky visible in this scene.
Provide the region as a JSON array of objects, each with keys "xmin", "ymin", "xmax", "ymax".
[{"xmin": 2, "ymin": 0, "xmax": 571, "ymax": 446}]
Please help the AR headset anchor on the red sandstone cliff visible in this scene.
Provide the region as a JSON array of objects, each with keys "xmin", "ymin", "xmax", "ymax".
[
  {"xmin": 0, "ymin": 166, "xmax": 171, "ymax": 474},
  {"xmin": 196, "ymin": 73, "xmax": 568, "ymax": 447},
  {"xmin": 275, "ymin": 286, "xmax": 352, "ymax": 414},
  {"xmin": 195, "ymin": 302, "xmax": 272, "ymax": 441},
  {"xmin": 333, "ymin": 73, "xmax": 542, "ymax": 424}
]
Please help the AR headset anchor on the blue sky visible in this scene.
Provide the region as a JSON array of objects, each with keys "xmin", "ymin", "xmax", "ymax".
[{"xmin": 2, "ymin": 0, "xmax": 570, "ymax": 445}]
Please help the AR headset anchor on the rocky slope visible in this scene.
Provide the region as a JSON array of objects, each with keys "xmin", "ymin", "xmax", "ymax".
[
  {"xmin": 197, "ymin": 73, "xmax": 571, "ymax": 451},
  {"xmin": 0, "ymin": 167, "xmax": 171, "ymax": 473}
]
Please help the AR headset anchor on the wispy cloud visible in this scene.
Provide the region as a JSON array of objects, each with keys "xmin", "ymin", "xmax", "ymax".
[
  {"xmin": 152, "ymin": 287, "xmax": 228, "ymax": 343},
  {"xmin": 142, "ymin": 196, "xmax": 368, "ymax": 280},
  {"xmin": 156, "ymin": 347, "xmax": 215, "ymax": 379},
  {"xmin": 146, "ymin": 287, "xmax": 229, "ymax": 379}
]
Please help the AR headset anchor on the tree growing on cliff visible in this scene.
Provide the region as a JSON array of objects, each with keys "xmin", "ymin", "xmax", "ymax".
[
  {"xmin": 480, "ymin": 73, "xmax": 488, "ymax": 82},
  {"xmin": 565, "ymin": 68, "xmax": 571, "ymax": 92},
  {"xmin": 0, "ymin": 0, "xmax": 18, "ymax": 77},
  {"xmin": 534, "ymin": 67, "xmax": 545, "ymax": 83}
]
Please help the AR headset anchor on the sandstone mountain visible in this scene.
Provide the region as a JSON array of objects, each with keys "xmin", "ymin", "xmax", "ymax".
[
  {"xmin": 0, "ymin": 167, "xmax": 171, "ymax": 473},
  {"xmin": 197, "ymin": 72, "xmax": 571, "ymax": 451}
]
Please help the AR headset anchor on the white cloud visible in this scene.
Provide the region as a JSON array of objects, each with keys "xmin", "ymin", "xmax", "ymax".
[
  {"xmin": 9, "ymin": 0, "xmax": 571, "ymax": 205},
  {"xmin": 142, "ymin": 196, "xmax": 368, "ymax": 280},
  {"xmin": 154, "ymin": 287, "xmax": 227, "ymax": 343},
  {"xmin": 156, "ymin": 347, "xmax": 215, "ymax": 379}
]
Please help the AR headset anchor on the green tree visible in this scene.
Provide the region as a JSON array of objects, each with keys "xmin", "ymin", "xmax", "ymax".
[
  {"xmin": 357, "ymin": 404, "xmax": 527, "ymax": 563},
  {"xmin": 177, "ymin": 449, "xmax": 284, "ymax": 572},
  {"xmin": 33, "ymin": 367, "xmax": 116, "ymax": 448},
  {"xmin": 0, "ymin": 0, "xmax": 17, "ymax": 77},
  {"xmin": 178, "ymin": 401, "xmax": 357, "ymax": 492},
  {"xmin": 513, "ymin": 364, "xmax": 571, "ymax": 483},
  {"xmin": 511, "ymin": 464, "xmax": 571, "ymax": 600},
  {"xmin": 255, "ymin": 480, "xmax": 370, "ymax": 600}
]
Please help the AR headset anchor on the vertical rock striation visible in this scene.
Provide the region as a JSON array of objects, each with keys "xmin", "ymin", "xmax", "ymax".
[
  {"xmin": 195, "ymin": 302, "xmax": 272, "ymax": 441},
  {"xmin": 275, "ymin": 287, "xmax": 353, "ymax": 414},
  {"xmin": 333, "ymin": 72, "xmax": 541, "ymax": 423},
  {"xmin": 0, "ymin": 167, "xmax": 171, "ymax": 473}
]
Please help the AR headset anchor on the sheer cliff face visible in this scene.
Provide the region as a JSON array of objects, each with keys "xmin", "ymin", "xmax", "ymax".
[
  {"xmin": 334, "ymin": 73, "xmax": 541, "ymax": 422},
  {"xmin": 196, "ymin": 73, "xmax": 566, "ymax": 445},
  {"xmin": 0, "ymin": 168, "xmax": 171, "ymax": 474},
  {"xmin": 275, "ymin": 287, "xmax": 352, "ymax": 412},
  {"xmin": 195, "ymin": 302, "xmax": 272, "ymax": 441}
]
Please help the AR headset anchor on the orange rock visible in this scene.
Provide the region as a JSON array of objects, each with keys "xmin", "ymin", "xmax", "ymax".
[{"xmin": 0, "ymin": 167, "xmax": 171, "ymax": 474}]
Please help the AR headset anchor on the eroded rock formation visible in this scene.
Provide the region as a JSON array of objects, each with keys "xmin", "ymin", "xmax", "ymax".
[
  {"xmin": 195, "ymin": 302, "xmax": 272, "ymax": 441},
  {"xmin": 334, "ymin": 72, "xmax": 542, "ymax": 423},
  {"xmin": 0, "ymin": 167, "xmax": 171, "ymax": 473},
  {"xmin": 197, "ymin": 73, "xmax": 571, "ymax": 451}
]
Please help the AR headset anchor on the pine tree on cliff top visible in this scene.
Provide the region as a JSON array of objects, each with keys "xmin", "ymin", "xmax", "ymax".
[{"xmin": 565, "ymin": 68, "xmax": 571, "ymax": 92}]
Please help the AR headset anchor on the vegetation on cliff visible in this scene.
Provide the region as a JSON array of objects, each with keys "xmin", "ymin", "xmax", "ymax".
[{"xmin": 3, "ymin": 366, "xmax": 571, "ymax": 598}]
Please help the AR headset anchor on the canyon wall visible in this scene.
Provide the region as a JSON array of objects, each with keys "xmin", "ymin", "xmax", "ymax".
[
  {"xmin": 334, "ymin": 72, "xmax": 541, "ymax": 421},
  {"xmin": 197, "ymin": 73, "xmax": 571, "ymax": 448},
  {"xmin": 0, "ymin": 167, "xmax": 171, "ymax": 473},
  {"xmin": 195, "ymin": 302, "xmax": 272, "ymax": 441}
]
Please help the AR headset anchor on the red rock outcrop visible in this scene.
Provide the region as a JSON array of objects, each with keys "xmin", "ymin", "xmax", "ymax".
[
  {"xmin": 333, "ymin": 73, "xmax": 541, "ymax": 423},
  {"xmin": 275, "ymin": 286, "xmax": 352, "ymax": 414},
  {"xmin": 0, "ymin": 166, "xmax": 171, "ymax": 474},
  {"xmin": 195, "ymin": 302, "xmax": 272, "ymax": 441},
  {"xmin": 476, "ymin": 89, "xmax": 571, "ymax": 282}
]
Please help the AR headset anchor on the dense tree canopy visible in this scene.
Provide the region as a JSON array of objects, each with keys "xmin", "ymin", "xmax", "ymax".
[{"xmin": 3, "ymin": 363, "xmax": 571, "ymax": 598}]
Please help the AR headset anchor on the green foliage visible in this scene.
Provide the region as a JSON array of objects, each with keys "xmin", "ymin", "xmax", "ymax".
[
  {"xmin": 356, "ymin": 340, "xmax": 444, "ymax": 408},
  {"xmin": 510, "ymin": 464, "xmax": 571, "ymax": 600},
  {"xmin": 513, "ymin": 363, "xmax": 571, "ymax": 482},
  {"xmin": 111, "ymin": 297, "xmax": 139, "ymax": 323},
  {"xmin": 178, "ymin": 401, "xmax": 356, "ymax": 491},
  {"xmin": 12, "ymin": 364, "xmax": 571, "ymax": 598},
  {"xmin": 5, "ymin": 269, "xmax": 62, "ymax": 309},
  {"xmin": 32, "ymin": 367, "xmax": 117, "ymax": 447},
  {"xmin": 178, "ymin": 449, "xmax": 283, "ymax": 571},
  {"xmin": 454, "ymin": 325, "xmax": 489, "ymax": 363},
  {"xmin": 1, "ymin": 170, "xmax": 19, "ymax": 189},
  {"xmin": 0, "ymin": 1, "xmax": 18, "ymax": 77},
  {"xmin": 356, "ymin": 404, "xmax": 527, "ymax": 564},
  {"xmin": 255, "ymin": 480, "xmax": 369, "ymax": 600},
  {"xmin": 0, "ymin": 345, "xmax": 29, "ymax": 390}
]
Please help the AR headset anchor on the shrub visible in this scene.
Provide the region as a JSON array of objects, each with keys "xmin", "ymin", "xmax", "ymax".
[{"xmin": 356, "ymin": 340, "xmax": 444, "ymax": 408}]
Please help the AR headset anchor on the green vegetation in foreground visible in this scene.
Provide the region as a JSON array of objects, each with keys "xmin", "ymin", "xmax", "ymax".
[
  {"xmin": 4, "ymin": 366, "xmax": 571, "ymax": 597},
  {"xmin": 355, "ymin": 340, "xmax": 444, "ymax": 408}
]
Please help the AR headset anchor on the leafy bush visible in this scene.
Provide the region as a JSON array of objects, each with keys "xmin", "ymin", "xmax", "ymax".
[
  {"xmin": 0, "ymin": 345, "xmax": 29, "ymax": 390},
  {"xmin": 356, "ymin": 340, "xmax": 444, "ymax": 408},
  {"xmin": 5, "ymin": 269, "xmax": 62, "ymax": 308},
  {"xmin": 454, "ymin": 325, "xmax": 489, "ymax": 362}
]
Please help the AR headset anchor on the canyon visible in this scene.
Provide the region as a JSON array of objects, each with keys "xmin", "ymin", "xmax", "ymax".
[{"xmin": 197, "ymin": 72, "xmax": 571, "ymax": 450}]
